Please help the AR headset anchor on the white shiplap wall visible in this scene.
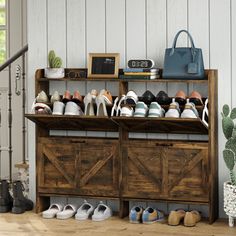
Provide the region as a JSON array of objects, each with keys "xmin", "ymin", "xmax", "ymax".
[{"xmin": 27, "ymin": 0, "xmax": 236, "ymax": 218}]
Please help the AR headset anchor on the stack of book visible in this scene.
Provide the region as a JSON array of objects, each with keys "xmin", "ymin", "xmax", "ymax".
[{"xmin": 120, "ymin": 68, "xmax": 160, "ymax": 80}]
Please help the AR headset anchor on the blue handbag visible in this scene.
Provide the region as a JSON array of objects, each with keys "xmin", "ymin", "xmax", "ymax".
[{"xmin": 162, "ymin": 30, "xmax": 205, "ymax": 79}]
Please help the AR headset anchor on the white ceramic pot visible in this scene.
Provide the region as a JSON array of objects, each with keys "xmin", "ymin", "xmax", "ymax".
[
  {"xmin": 44, "ymin": 68, "xmax": 65, "ymax": 78},
  {"xmin": 224, "ymin": 181, "xmax": 236, "ymax": 227}
]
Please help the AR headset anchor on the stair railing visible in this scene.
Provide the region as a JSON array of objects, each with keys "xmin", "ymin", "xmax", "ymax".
[{"xmin": 0, "ymin": 44, "xmax": 28, "ymax": 182}]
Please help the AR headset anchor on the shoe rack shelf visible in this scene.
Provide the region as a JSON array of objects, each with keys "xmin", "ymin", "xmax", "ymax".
[{"xmin": 26, "ymin": 69, "xmax": 218, "ymax": 224}]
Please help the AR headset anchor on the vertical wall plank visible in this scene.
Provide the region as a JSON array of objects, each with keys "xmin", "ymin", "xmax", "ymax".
[
  {"xmin": 232, "ymin": 0, "xmax": 236, "ymax": 108},
  {"xmin": 126, "ymin": 0, "xmax": 146, "ymax": 139},
  {"xmin": 146, "ymin": 0, "xmax": 167, "ymax": 141},
  {"xmin": 86, "ymin": 0, "xmax": 106, "ymax": 137},
  {"xmin": 67, "ymin": 0, "xmax": 86, "ymax": 137},
  {"xmin": 210, "ymin": 0, "xmax": 231, "ymax": 218},
  {"xmin": 27, "ymin": 0, "xmax": 47, "ymax": 202}
]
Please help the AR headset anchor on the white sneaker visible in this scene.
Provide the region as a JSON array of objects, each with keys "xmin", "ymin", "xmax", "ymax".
[
  {"xmin": 134, "ymin": 102, "xmax": 148, "ymax": 117},
  {"xmin": 181, "ymin": 99, "xmax": 199, "ymax": 118},
  {"xmin": 148, "ymin": 102, "xmax": 165, "ymax": 118},
  {"xmin": 92, "ymin": 201, "xmax": 112, "ymax": 221},
  {"xmin": 165, "ymin": 99, "xmax": 180, "ymax": 118},
  {"xmin": 75, "ymin": 200, "xmax": 94, "ymax": 220}
]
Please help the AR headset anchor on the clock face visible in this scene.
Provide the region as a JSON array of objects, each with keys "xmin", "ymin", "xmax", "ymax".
[{"xmin": 128, "ymin": 59, "xmax": 154, "ymax": 68}]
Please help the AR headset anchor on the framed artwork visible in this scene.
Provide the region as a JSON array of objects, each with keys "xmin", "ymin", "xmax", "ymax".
[{"xmin": 88, "ymin": 53, "xmax": 120, "ymax": 78}]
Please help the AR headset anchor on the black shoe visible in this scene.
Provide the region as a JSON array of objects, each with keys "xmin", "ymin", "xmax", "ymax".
[
  {"xmin": 12, "ymin": 181, "xmax": 33, "ymax": 214},
  {"xmin": 140, "ymin": 90, "xmax": 155, "ymax": 105},
  {"xmin": 156, "ymin": 91, "xmax": 171, "ymax": 105},
  {"xmin": 0, "ymin": 180, "xmax": 13, "ymax": 213}
]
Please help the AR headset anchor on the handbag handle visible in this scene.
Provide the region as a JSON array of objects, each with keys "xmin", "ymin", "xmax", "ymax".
[{"xmin": 170, "ymin": 30, "xmax": 196, "ymax": 56}]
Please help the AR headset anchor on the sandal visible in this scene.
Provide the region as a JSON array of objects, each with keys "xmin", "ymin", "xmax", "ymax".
[
  {"xmin": 168, "ymin": 209, "xmax": 186, "ymax": 226},
  {"xmin": 184, "ymin": 210, "xmax": 201, "ymax": 227},
  {"xmin": 42, "ymin": 203, "xmax": 64, "ymax": 219}
]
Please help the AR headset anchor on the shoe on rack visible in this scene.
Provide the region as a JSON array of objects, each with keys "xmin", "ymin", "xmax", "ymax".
[
  {"xmin": 175, "ymin": 90, "xmax": 186, "ymax": 105},
  {"xmin": 156, "ymin": 91, "xmax": 171, "ymax": 105},
  {"xmin": 96, "ymin": 95, "xmax": 108, "ymax": 116},
  {"xmin": 0, "ymin": 180, "xmax": 13, "ymax": 213},
  {"xmin": 52, "ymin": 101, "xmax": 65, "ymax": 115},
  {"xmin": 42, "ymin": 203, "xmax": 64, "ymax": 219},
  {"xmin": 148, "ymin": 102, "xmax": 165, "ymax": 118},
  {"xmin": 134, "ymin": 101, "xmax": 148, "ymax": 117},
  {"xmin": 141, "ymin": 90, "xmax": 155, "ymax": 105},
  {"xmin": 12, "ymin": 180, "xmax": 33, "ymax": 214},
  {"xmin": 99, "ymin": 89, "xmax": 113, "ymax": 105},
  {"xmin": 129, "ymin": 206, "xmax": 144, "ymax": 223},
  {"xmin": 142, "ymin": 207, "xmax": 164, "ymax": 224},
  {"xmin": 75, "ymin": 200, "xmax": 94, "ymax": 220},
  {"xmin": 84, "ymin": 92, "xmax": 95, "ymax": 116},
  {"xmin": 189, "ymin": 91, "xmax": 203, "ymax": 105},
  {"xmin": 36, "ymin": 90, "xmax": 49, "ymax": 103},
  {"xmin": 72, "ymin": 90, "xmax": 83, "ymax": 104},
  {"xmin": 56, "ymin": 204, "xmax": 78, "ymax": 220},
  {"xmin": 50, "ymin": 91, "xmax": 61, "ymax": 103},
  {"xmin": 32, "ymin": 103, "xmax": 52, "ymax": 114},
  {"xmin": 181, "ymin": 99, "xmax": 199, "ymax": 118},
  {"xmin": 202, "ymin": 98, "xmax": 209, "ymax": 127},
  {"xmin": 92, "ymin": 201, "xmax": 112, "ymax": 221},
  {"xmin": 165, "ymin": 99, "xmax": 180, "ymax": 118},
  {"xmin": 111, "ymin": 97, "xmax": 119, "ymax": 116},
  {"xmin": 90, "ymin": 89, "xmax": 98, "ymax": 100},
  {"xmin": 168, "ymin": 209, "xmax": 186, "ymax": 226},
  {"xmin": 62, "ymin": 90, "xmax": 71, "ymax": 103},
  {"xmin": 120, "ymin": 105, "xmax": 134, "ymax": 117},
  {"xmin": 126, "ymin": 90, "xmax": 138, "ymax": 105},
  {"xmin": 64, "ymin": 101, "xmax": 83, "ymax": 116},
  {"xmin": 183, "ymin": 210, "xmax": 201, "ymax": 227}
]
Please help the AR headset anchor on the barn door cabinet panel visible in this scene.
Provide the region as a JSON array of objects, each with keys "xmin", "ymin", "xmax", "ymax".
[
  {"xmin": 27, "ymin": 69, "xmax": 218, "ymax": 223},
  {"xmin": 121, "ymin": 140, "xmax": 208, "ymax": 202},
  {"xmin": 37, "ymin": 137, "xmax": 119, "ymax": 197}
]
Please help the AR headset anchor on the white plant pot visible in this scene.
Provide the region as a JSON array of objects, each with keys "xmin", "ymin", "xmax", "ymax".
[
  {"xmin": 44, "ymin": 68, "xmax": 65, "ymax": 78},
  {"xmin": 224, "ymin": 181, "xmax": 236, "ymax": 227}
]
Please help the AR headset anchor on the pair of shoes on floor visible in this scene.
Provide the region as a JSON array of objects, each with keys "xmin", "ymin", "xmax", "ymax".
[
  {"xmin": 168, "ymin": 209, "xmax": 201, "ymax": 227},
  {"xmin": 42, "ymin": 201, "xmax": 112, "ymax": 221},
  {"xmin": 52, "ymin": 101, "xmax": 84, "ymax": 116},
  {"xmin": 84, "ymin": 89, "xmax": 113, "ymax": 116},
  {"xmin": 165, "ymin": 99, "xmax": 199, "ymax": 118},
  {"xmin": 77, "ymin": 201, "xmax": 112, "ymax": 222},
  {"xmin": 0, "ymin": 180, "xmax": 33, "ymax": 214},
  {"xmin": 134, "ymin": 101, "xmax": 165, "ymax": 118},
  {"xmin": 129, "ymin": 206, "xmax": 164, "ymax": 224},
  {"xmin": 42, "ymin": 203, "xmax": 78, "ymax": 219}
]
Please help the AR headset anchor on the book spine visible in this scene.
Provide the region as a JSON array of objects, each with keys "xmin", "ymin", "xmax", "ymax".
[
  {"xmin": 124, "ymin": 72, "xmax": 158, "ymax": 76},
  {"xmin": 123, "ymin": 68, "xmax": 159, "ymax": 73},
  {"xmin": 120, "ymin": 75, "xmax": 160, "ymax": 79}
]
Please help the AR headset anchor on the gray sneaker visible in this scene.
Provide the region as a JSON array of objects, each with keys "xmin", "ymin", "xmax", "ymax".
[{"xmin": 148, "ymin": 102, "xmax": 165, "ymax": 118}]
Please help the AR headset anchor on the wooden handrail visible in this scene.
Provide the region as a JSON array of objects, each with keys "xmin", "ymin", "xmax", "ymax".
[{"xmin": 0, "ymin": 44, "xmax": 28, "ymax": 72}]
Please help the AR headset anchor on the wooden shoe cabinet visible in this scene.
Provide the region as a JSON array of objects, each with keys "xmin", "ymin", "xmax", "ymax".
[{"xmin": 25, "ymin": 69, "xmax": 218, "ymax": 223}]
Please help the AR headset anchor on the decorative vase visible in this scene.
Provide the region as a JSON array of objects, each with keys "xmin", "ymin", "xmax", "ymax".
[
  {"xmin": 44, "ymin": 68, "xmax": 64, "ymax": 78},
  {"xmin": 224, "ymin": 181, "xmax": 236, "ymax": 227}
]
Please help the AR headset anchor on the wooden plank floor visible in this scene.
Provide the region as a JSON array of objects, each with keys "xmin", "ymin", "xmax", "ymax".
[{"xmin": 0, "ymin": 212, "xmax": 235, "ymax": 236}]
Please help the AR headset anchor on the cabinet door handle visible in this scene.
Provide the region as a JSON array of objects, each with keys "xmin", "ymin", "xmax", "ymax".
[
  {"xmin": 70, "ymin": 140, "xmax": 86, "ymax": 144},
  {"xmin": 156, "ymin": 143, "xmax": 173, "ymax": 147}
]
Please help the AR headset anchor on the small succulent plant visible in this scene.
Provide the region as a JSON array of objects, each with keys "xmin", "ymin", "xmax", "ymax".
[
  {"xmin": 48, "ymin": 50, "xmax": 63, "ymax": 68},
  {"xmin": 221, "ymin": 104, "xmax": 236, "ymax": 185}
]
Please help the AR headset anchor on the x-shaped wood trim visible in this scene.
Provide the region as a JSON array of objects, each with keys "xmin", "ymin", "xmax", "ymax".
[{"xmin": 43, "ymin": 147, "xmax": 74, "ymax": 186}]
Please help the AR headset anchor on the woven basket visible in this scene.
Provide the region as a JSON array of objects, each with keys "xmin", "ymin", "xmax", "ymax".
[{"xmin": 224, "ymin": 181, "xmax": 236, "ymax": 217}]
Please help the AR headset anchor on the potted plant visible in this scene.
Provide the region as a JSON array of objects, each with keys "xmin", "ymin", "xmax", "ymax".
[
  {"xmin": 221, "ymin": 104, "xmax": 236, "ymax": 227},
  {"xmin": 44, "ymin": 50, "xmax": 64, "ymax": 78}
]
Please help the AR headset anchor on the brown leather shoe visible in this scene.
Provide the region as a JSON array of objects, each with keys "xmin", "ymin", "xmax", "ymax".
[
  {"xmin": 100, "ymin": 89, "xmax": 113, "ymax": 105},
  {"xmin": 168, "ymin": 209, "xmax": 186, "ymax": 226},
  {"xmin": 184, "ymin": 210, "xmax": 201, "ymax": 227},
  {"xmin": 189, "ymin": 91, "xmax": 203, "ymax": 105},
  {"xmin": 175, "ymin": 90, "xmax": 186, "ymax": 105}
]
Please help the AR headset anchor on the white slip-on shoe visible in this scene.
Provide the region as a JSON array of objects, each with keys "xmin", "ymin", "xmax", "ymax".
[
  {"xmin": 134, "ymin": 101, "xmax": 148, "ymax": 117},
  {"xmin": 36, "ymin": 90, "xmax": 49, "ymax": 103},
  {"xmin": 92, "ymin": 201, "xmax": 112, "ymax": 222},
  {"xmin": 165, "ymin": 99, "xmax": 180, "ymax": 118},
  {"xmin": 84, "ymin": 92, "xmax": 95, "ymax": 116},
  {"xmin": 50, "ymin": 91, "xmax": 61, "ymax": 103},
  {"xmin": 56, "ymin": 204, "xmax": 78, "ymax": 220},
  {"xmin": 148, "ymin": 102, "xmax": 165, "ymax": 118},
  {"xmin": 64, "ymin": 101, "xmax": 83, "ymax": 115},
  {"xmin": 181, "ymin": 99, "xmax": 199, "ymax": 118},
  {"xmin": 75, "ymin": 200, "xmax": 94, "ymax": 220},
  {"xmin": 52, "ymin": 101, "xmax": 65, "ymax": 115},
  {"xmin": 42, "ymin": 203, "xmax": 64, "ymax": 219}
]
